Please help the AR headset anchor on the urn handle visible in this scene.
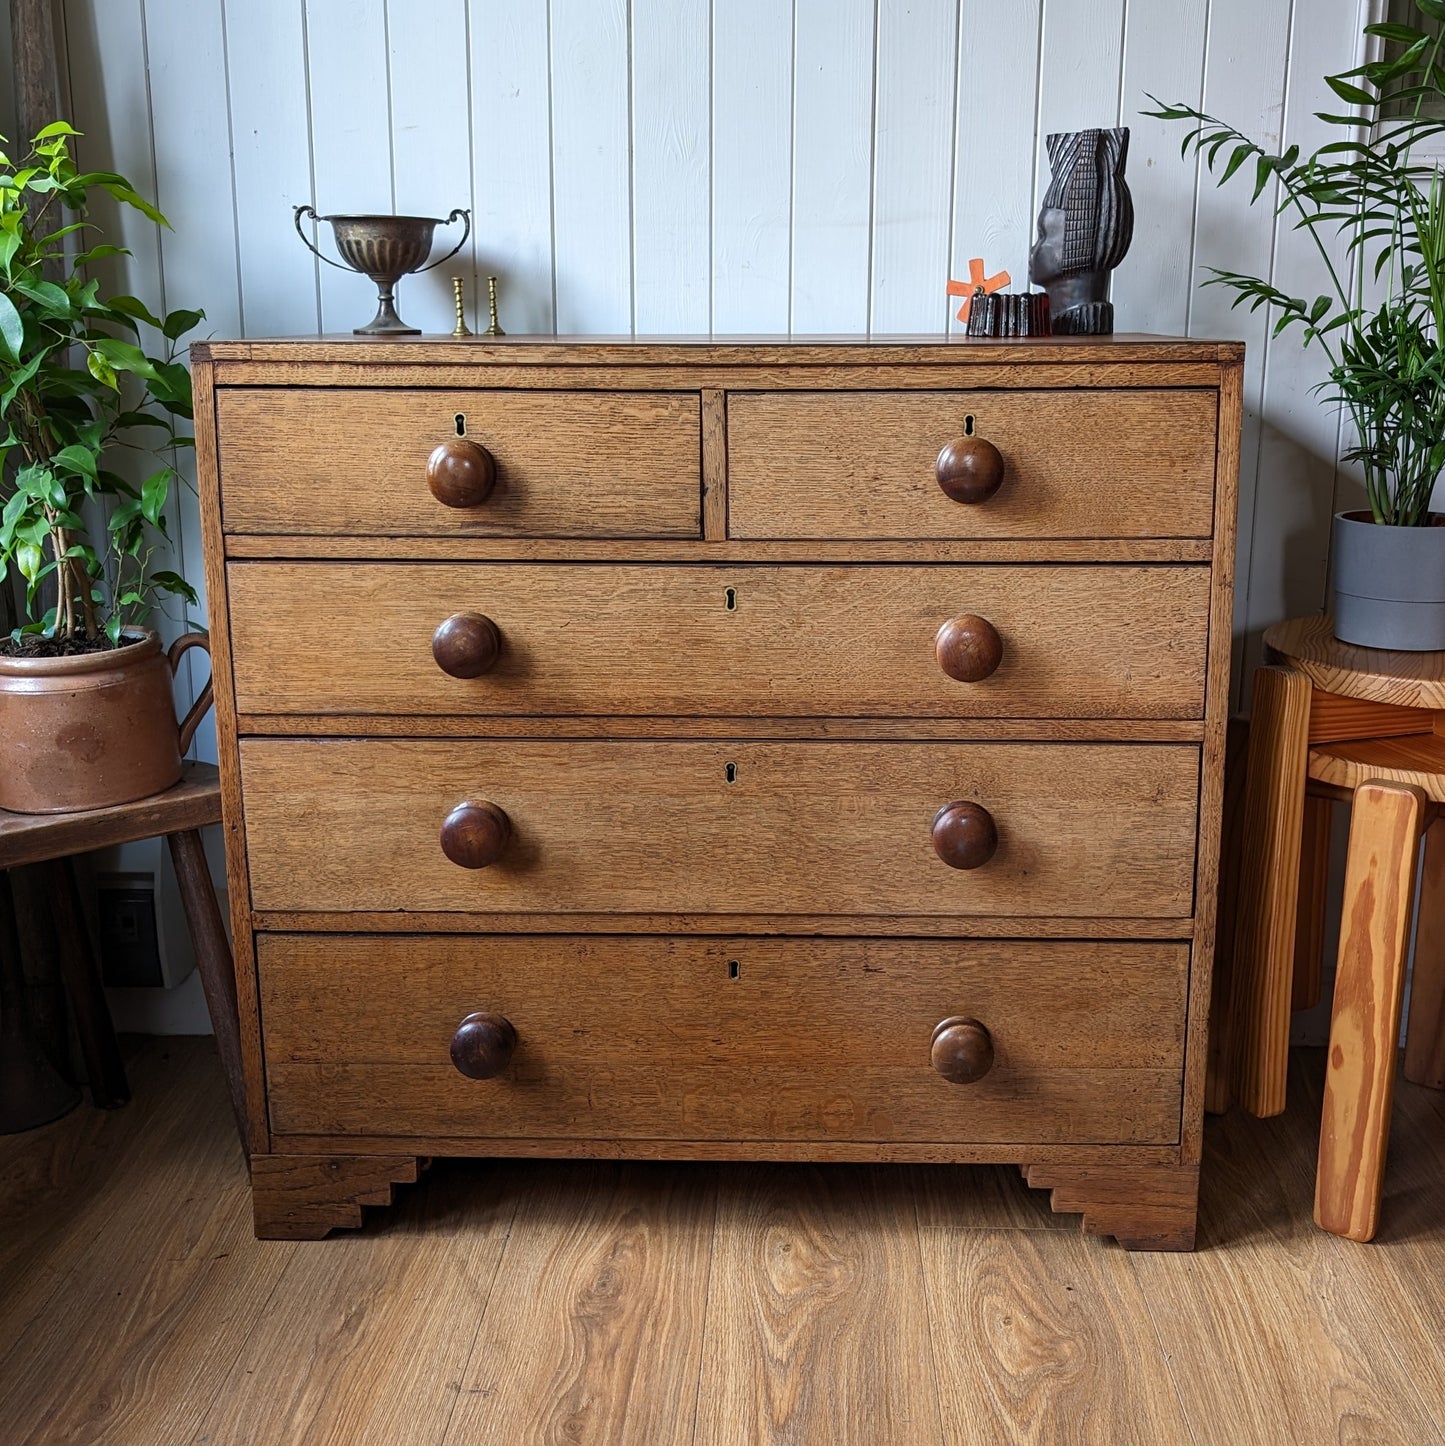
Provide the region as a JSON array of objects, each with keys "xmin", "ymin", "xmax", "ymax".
[
  {"xmin": 935, "ymin": 615, "xmax": 1003, "ymax": 683},
  {"xmin": 450, "ymin": 1012, "xmax": 517, "ymax": 1079},
  {"xmin": 931, "ymin": 800, "xmax": 998, "ymax": 870},
  {"xmin": 935, "ymin": 436, "xmax": 1004, "ymax": 503},
  {"xmin": 427, "ymin": 437, "xmax": 497, "ymax": 508},
  {"xmin": 440, "ymin": 801, "xmax": 511, "ymax": 869},
  {"xmin": 931, "ymin": 1017, "xmax": 994, "ymax": 1084},
  {"xmin": 432, "ymin": 613, "xmax": 502, "ymax": 678}
]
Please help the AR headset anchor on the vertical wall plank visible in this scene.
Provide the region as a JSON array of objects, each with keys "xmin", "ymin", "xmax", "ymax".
[
  {"xmin": 631, "ymin": 0, "xmax": 710, "ymax": 332},
  {"xmin": 1033, "ymin": 0, "xmax": 1126, "ymax": 223},
  {"xmin": 550, "ymin": 0, "xmax": 631, "ymax": 333},
  {"xmin": 388, "ymin": 0, "xmax": 473, "ymax": 335},
  {"xmin": 791, "ymin": 0, "xmax": 874, "ymax": 332},
  {"xmin": 712, "ymin": 0, "xmax": 793, "ymax": 333},
  {"xmin": 1240, "ymin": 0, "xmax": 1365, "ymax": 682},
  {"xmin": 143, "ymin": 0, "xmax": 243, "ymax": 763},
  {"xmin": 470, "ymin": 0, "xmax": 554, "ymax": 334},
  {"xmin": 870, "ymin": 0, "xmax": 957, "ymax": 332},
  {"xmin": 1189, "ymin": 0, "xmax": 1294, "ymax": 701},
  {"xmin": 225, "ymin": 0, "xmax": 320, "ymax": 338},
  {"xmin": 305, "ymin": 0, "xmax": 393, "ymax": 333},
  {"xmin": 948, "ymin": 0, "xmax": 1042, "ymax": 331},
  {"xmin": 1112, "ymin": 0, "xmax": 1208, "ymax": 333}
]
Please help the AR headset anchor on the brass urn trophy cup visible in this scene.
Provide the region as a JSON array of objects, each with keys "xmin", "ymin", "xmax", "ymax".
[{"xmin": 294, "ymin": 206, "xmax": 471, "ymax": 335}]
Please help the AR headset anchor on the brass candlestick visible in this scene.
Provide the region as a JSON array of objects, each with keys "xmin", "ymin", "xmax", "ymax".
[
  {"xmin": 485, "ymin": 275, "xmax": 505, "ymax": 336},
  {"xmin": 450, "ymin": 276, "xmax": 472, "ymax": 338}
]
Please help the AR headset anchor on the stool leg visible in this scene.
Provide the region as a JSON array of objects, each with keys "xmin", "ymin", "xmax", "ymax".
[
  {"xmin": 1206, "ymin": 717, "xmax": 1249, "ymax": 1114},
  {"xmin": 1292, "ymin": 796, "xmax": 1333, "ymax": 1011},
  {"xmin": 43, "ymin": 859, "xmax": 130, "ymax": 1110},
  {"xmin": 166, "ymin": 830, "xmax": 249, "ymax": 1158},
  {"xmin": 1230, "ymin": 664, "xmax": 1312, "ymax": 1117},
  {"xmin": 1403, "ymin": 817, "xmax": 1445, "ymax": 1090},
  {"xmin": 1315, "ymin": 781, "xmax": 1426, "ymax": 1241}
]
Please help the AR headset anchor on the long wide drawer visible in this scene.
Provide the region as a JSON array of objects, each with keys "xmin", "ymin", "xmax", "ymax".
[
  {"xmin": 216, "ymin": 389, "xmax": 702, "ymax": 537},
  {"xmin": 259, "ymin": 934, "xmax": 1189, "ymax": 1144},
  {"xmin": 228, "ymin": 562, "xmax": 1210, "ymax": 720},
  {"xmin": 727, "ymin": 389, "xmax": 1218, "ymax": 539},
  {"xmin": 239, "ymin": 740, "xmax": 1200, "ymax": 917}
]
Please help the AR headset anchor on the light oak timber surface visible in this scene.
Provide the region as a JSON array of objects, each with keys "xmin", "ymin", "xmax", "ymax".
[
  {"xmin": 694, "ymin": 1164, "xmax": 942, "ymax": 1446},
  {"xmin": 447, "ymin": 1162, "xmax": 716, "ymax": 1446},
  {"xmin": 248, "ymin": 911, "xmax": 1200, "ymax": 940},
  {"xmin": 228, "ymin": 562, "xmax": 1210, "ymax": 719},
  {"xmin": 217, "ymin": 388, "xmax": 703, "ymax": 538},
  {"xmin": 221, "ymin": 534, "xmax": 1217, "ymax": 564},
  {"xmin": 239, "ymin": 739, "xmax": 1201, "ymax": 918},
  {"xmin": 728, "ymin": 389, "xmax": 1217, "ymax": 539},
  {"xmin": 258, "ymin": 935, "xmax": 1187, "ymax": 1145},
  {"xmin": 1266, "ymin": 612, "xmax": 1445, "ymax": 712},
  {"xmin": 194, "ymin": 332, "xmax": 1245, "ymax": 365},
  {"xmin": 13, "ymin": 1039, "xmax": 1445, "ymax": 1445},
  {"xmin": 235, "ymin": 715, "xmax": 1209, "ymax": 743},
  {"xmin": 1308, "ymin": 730, "xmax": 1445, "ymax": 801}
]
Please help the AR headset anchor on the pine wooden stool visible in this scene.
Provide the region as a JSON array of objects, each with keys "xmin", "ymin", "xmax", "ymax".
[
  {"xmin": 0, "ymin": 763, "xmax": 248, "ymax": 1155},
  {"xmin": 1230, "ymin": 615, "xmax": 1445, "ymax": 1240}
]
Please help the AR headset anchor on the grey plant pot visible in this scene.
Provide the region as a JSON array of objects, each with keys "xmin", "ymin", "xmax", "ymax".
[{"xmin": 1332, "ymin": 510, "xmax": 1445, "ymax": 651}]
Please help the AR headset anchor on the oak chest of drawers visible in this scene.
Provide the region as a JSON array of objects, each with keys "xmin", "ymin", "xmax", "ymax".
[{"xmin": 193, "ymin": 335, "xmax": 1242, "ymax": 1249}]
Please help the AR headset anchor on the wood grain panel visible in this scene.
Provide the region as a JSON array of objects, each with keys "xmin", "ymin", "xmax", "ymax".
[
  {"xmin": 238, "ymin": 739, "xmax": 1201, "ymax": 918},
  {"xmin": 446, "ymin": 1162, "xmax": 715, "ymax": 1446},
  {"xmin": 216, "ymin": 389, "xmax": 702, "ymax": 537},
  {"xmin": 228, "ymin": 562, "xmax": 1210, "ymax": 719},
  {"xmin": 693, "ymin": 1165, "xmax": 941, "ymax": 1446},
  {"xmin": 258, "ymin": 935, "xmax": 1187, "ymax": 1145},
  {"xmin": 728, "ymin": 389, "xmax": 1217, "ymax": 539}
]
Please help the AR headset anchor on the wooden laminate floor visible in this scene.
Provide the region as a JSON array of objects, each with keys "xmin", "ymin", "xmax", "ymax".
[{"xmin": 3, "ymin": 1039, "xmax": 1445, "ymax": 1444}]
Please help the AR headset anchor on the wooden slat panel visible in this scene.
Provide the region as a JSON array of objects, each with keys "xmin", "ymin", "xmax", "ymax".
[
  {"xmin": 227, "ymin": 562, "xmax": 1210, "ymax": 719},
  {"xmin": 728, "ymin": 389, "xmax": 1217, "ymax": 539},
  {"xmin": 216, "ymin": 388, "xmax": 702, "ymax": 537},
  {"xmin": 239, "ymin": 739, "xmax": 1201, "ymax": 918},
  {"xmin": 260, "ymin": 935, "xmax": 1187, "ymax": 1144}
]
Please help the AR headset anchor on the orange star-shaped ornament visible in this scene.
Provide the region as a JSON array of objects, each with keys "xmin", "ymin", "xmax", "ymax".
[{"xmin": 947, "ymin": 258, "xmax": 1011, "ymax": 322}]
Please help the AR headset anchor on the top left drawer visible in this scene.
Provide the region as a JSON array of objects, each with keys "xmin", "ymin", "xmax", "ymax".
[{"xmin": 215, "ymin": 389, "xmax": 703, "ymax": 538}]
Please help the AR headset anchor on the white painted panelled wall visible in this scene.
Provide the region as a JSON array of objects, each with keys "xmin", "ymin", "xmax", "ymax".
[{"xmin": 1, "ymin": 0, "xmax": 1378, "ymax": 1029}]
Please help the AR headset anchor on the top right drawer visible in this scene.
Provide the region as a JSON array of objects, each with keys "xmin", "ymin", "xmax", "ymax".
[{"xmin": 727, "ymin": 389, "xmax": 1218, "ymax": 540}]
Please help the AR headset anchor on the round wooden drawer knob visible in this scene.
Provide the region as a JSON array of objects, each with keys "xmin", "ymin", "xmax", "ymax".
[
  {"xmin": 931, "ymin": 1016, "xmax": 994, "ymax": 1084},
  {"xmin": 935, "ymin": 436, "xmax": 1004, "ymax": 503},
  {"xmin": 935, "ymin": 615, "xmax": 1002, "ymax": 682},
  {"xmin": 440, "ymin": 801, "xmax": 511, "ymax": 869},
  {"xmin": 427, "ymin": 437, "xmax": 496, "ymax": 508},
  {"xmin": 450, "ymin": 1012, "xmax": 517, "ymax": 1079},
  {"xmin": 432, "ymin": 612, "xmax": 502, "ymax": 678},
  {"xmin": 931, "ymin": 800, "xmax": 998, "ymax": 870}
]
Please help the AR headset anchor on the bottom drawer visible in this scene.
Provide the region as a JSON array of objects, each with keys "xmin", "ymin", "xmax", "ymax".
[{"xmin": 260, "ymin": 934, "xmax": 1188, "ymax": 1145}]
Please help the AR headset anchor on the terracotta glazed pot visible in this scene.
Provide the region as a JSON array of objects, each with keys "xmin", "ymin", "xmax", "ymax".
[{"xmin": 0, "ymin": 629, "xmax": 213, "ymax": 814}]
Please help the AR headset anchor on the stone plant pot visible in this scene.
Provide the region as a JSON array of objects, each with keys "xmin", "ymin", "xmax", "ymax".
[
  {"xmin": 1332, "ymin": 510, "xmax": 1445, "ymax": 652},
  {"xmin": 0, "ymin": 628, "xmax": 212, "ymax": 814}
]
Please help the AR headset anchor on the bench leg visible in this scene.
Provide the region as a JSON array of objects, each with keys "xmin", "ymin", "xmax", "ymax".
[
  {"xmin": 1403, "ymin": 818, "xmax": 1445, "ymax": 1090},
  {"xmin": 1316, "ymin": 781, "xmax": 1426, "ymax": 1241},
  {"xmin": 167, "ymin": 830, "xmax": 249, "ymax": 1159}
]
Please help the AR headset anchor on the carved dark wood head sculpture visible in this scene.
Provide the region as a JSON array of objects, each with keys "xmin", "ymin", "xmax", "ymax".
[{"xmin": 1028, "ymin": 127, "xmax": 1133, "ymax": 336}]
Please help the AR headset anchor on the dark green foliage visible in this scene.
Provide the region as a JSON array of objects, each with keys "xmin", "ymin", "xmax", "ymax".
[
  {"xmin": 0, "ymin": 123, "xmax": 204, "ymax": 644},
  {"xmin": 1145, "ymin": 2, "xmax": 1445, "ymax": 525}
]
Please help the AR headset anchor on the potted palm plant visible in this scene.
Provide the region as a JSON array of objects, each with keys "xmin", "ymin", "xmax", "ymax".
[
  {"xmin": 1149, "ymin": 0, "xmax": 1445, "ymax": 649},
  {"xmin": 0, "ymin": 123, "xmax": 207, "ymax": 812}
]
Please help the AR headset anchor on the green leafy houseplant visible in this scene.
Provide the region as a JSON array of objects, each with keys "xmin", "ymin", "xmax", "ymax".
[
  {"xmin": 0, "ymin": 121, "xmax": 202, "ymax": 654},
  {"xmin": 1146, "ymin": 0, "xmax": 1445, "ymax": 649}
]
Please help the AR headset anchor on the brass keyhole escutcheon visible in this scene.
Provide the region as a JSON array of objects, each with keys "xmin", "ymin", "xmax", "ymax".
[
  {"xmin": 725, "ymin": 587, "xmax": 737, "ymax": 612},
  {"xmin": 728, "ymin": 959, "xmax": 741, "ymax": 980},
  {"xmin": 725, "ymin": 762, "xmax": 738, "ymax": 784},
  {"xmin": 454, "ymin": 412, "xmax": 466, "ymax": 436},
  {"xmin": 963, "ymin": 413, "xmax": 975, "ymax": 436}
]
